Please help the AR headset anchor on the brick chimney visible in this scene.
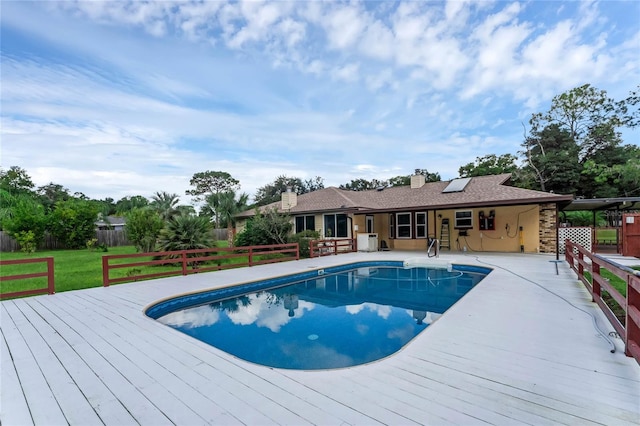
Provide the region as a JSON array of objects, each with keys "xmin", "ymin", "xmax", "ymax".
[
  {"xmin": 281, "ymin": 186, "xmax": 297, "ymax": 210},
  {"xmin": 411, "ymin": 175, "xmax": 426, "ymax": 189}
]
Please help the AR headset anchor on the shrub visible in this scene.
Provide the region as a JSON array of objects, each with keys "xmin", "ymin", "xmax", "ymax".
[
  {"xmin": 288, "ymin": 229, "xmax": 320, "ymax": 258},
  {"xmin": 156, "ymin": 214, "xmax": 214, "ymax": 252},
  {"xmin": 48, "ymin": 199, "xmax": 99, "ymax": 249},
  {"xmin": 15, "ymin": 230, "xmax": 37, "ymax": 254},
  {"xmin": 125, "ymin": 208, "xmax": 164, "ymax": 253}
]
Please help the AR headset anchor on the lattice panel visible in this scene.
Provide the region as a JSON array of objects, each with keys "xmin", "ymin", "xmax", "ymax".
[{"xmin": 559, "ymin": 227, "xmax": 592, "ymax": 254}]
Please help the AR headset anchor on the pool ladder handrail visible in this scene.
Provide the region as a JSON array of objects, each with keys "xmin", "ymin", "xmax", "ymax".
[{"xmin": 427, "ymin": 238, "xmax": 440, "ymax": 258}]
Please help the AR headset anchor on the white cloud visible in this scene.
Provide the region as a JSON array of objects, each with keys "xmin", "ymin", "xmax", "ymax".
[
  {"xmin": 1, "ymin": 0, "xmax": 638, "ymax": 203},
  {"xmin": 323, "ymin": 4, "xmax": 367, "ymax": 50}
]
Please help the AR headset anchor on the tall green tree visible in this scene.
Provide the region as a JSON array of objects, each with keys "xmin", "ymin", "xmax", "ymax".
[
  {"xmin": 529, "ymin": 84, "xmax": 632, "ymax": 160},
  {"xmin": 186, "ymin": 171, "xmax": 240, "ymax": 227},
  {"xmin": 37, "ymin": 182, "xmax": 71, "ymax": 212},
  {"xmin": 339, "ymin": 178, "xmax": 388, "ymax": 191},
  {"xmin": 0, "ymin": 166, "xmax": 35, "ymax": 196},
  {"xmin": 186, "ymin": 170, "xmax": 239, "ymax": 201},
  {"xmin": 150, "ymin": 191, "xmax": 181, "ymax": 221},
  {"xmin": 215, "ymin": 190, "xmax": 249, "ymax": 247},
  {"xmin": 388, "ymin": 169, "xmax": 441, "ymax": 187},
  {"xmin": 125, "ymin": 208, "xmax": 164, "ymax": 252},
  {"xmin": 47, "ymin": 199, "xmax": 99, "ymax": 249},
  {"xmin": 458, "ymin": 154, "xmax": 520, "ymax": 178},
  {"xmin": 521, "ymin": 124, "xmax": 581, "ymax": 194},
  {"xmin": 1, "ymin": 192, "xmax": 47, "ymax": 249},
  {"xmin": 115, "ymin": 195, "xmax": 149, "ymax": 214},
  {"xmin": 253, "ymin": 175, "xmax": 324, "ymax": 206}
]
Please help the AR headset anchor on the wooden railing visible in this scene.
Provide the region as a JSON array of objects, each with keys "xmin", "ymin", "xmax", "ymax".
[
  {"xmin": 0, "ymin": 257, "xmax": 55, "ymax": 299},
  {"xmin": 309, "ymin": 238, "xmax": 357, "ymax": 258},
  {"xmin": 102, "ymin": 243, "xmax": 299, "ymax": 287},
  {"xmin": 565, "ymin": 240, "xmax": 640, "ymax": 363}
]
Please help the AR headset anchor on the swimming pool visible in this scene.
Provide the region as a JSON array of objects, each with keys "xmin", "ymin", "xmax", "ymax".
[{"xmin": 147, "ymin": 260, "xmax": 490, "ymax": 370}]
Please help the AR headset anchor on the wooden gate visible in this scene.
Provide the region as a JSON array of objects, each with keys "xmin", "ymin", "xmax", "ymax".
[{"xmin": 622, "ymin": 213, "xmax": 640, "ymax": 257}]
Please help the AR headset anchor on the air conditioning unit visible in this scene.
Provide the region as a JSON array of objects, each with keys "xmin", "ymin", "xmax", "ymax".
[{"xmin": 357, "ymin": 233, "xmax": 378, "ymax": 252}]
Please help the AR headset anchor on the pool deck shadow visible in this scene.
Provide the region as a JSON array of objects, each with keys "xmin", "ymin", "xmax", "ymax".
[{"xmin": 2, "ymin": 251, "xmax": 639, "ymax": 425}]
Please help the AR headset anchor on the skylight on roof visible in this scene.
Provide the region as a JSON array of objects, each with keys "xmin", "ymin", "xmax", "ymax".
[{"xmin": 442, "ymin": 177, "xmax": 471, "ymax": 193}]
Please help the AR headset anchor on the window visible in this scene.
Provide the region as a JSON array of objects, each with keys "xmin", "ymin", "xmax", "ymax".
[
  {"xmin": 416, "ymin": 212, "xmax": 427, "ymax": 238},
  {"xmin": 396, "ymin": 213, "xmax": 411, "ymax": 238},
  {"xmin": 324, "ymin": 214, "xmax": 348, "ymax": 237},
  {"xmin": 389, "ymin": 214, "xmax": 395, "ymax": 238},
  {"xmin": 455, "ymin": 210, "xmax": 473, "ymax": 229},
  {"xmin": 295, "ymin": 215, "xmax": 315, "ymax": 233}
]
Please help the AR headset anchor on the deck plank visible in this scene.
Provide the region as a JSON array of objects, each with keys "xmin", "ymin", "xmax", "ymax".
[
  {"xmin": 1, "ymin": 320, "xmax": 34, "ymax": 426},
  {"xmin": 2, "ymin": 252, "xmax": 639, "ymax": 425},
  {"xmin": 1, "ymin": 302, "xmax": 68, "ymax": 425}
]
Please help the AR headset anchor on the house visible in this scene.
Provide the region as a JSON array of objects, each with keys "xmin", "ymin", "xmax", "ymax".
[
  {"xmin": 95, "ymin": 215, "xmax": 127, "ymax": 231},
  {"xmin": 236, "ymin": 174, "xmax": 574, "ymax": 254}
]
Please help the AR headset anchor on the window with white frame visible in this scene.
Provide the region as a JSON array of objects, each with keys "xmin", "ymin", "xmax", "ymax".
[
  {"xmin": 295, "ymin": 215, "xmax": 315, "ymax": 234},
  {"xmin": 454, "ymin": 210, "xmax": 473, "ymax": 229},
  {"xmin": 396, "ymin": 213, "xmax": 412, "ymax": 238},
  {"xmin": 416, "ymin": 212, "xmax": 427, "ymax": 238}
]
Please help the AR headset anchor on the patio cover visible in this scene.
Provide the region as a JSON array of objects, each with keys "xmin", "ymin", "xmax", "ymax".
[{"xmin": 561, "ymin": 197, "xmax": 640, "ymax": 212}]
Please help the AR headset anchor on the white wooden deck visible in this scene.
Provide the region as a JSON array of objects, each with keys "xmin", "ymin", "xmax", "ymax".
[{"xmin": 2, "ymin": 252, "xmax": 639, "ymax": 425}]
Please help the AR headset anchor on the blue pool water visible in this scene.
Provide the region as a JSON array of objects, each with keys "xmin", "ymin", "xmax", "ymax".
[{"xmin": 149, "ymin": 261, "xmax": 490, "ymax": 370}]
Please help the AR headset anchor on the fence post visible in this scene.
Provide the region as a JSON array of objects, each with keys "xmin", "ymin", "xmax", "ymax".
[
  {"xmin": 181, "ymin": 251, "xmax": 188, "ymax": 275},
  {"xmin": 295, "ymin": 243, "xmax": 300, "ymax": 260},
  {"xmin": 46, "ymin": 257, "xmax": 55, "ymax": 294},
  {"xmin": 578, "ymin": 250, "xmax": 584, "ymax": 278},
  {"xmin": 627, "ymin": 275, "xmax": 640, "ymax": 358},
  {"xmin": 249, "ymin": 247, "xmax": 254, "ymax": 266},
  {"xmin": 592, "ymin": 261, "xmax": 600, "ymax": 302},
  {"xmin": 102, "ymin": 255, "xmax": 110, "ymax": 287}
]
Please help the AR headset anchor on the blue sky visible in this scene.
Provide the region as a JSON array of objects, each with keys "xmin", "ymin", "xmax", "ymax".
[{"xmin": 2, "ymin": 1, "xmax": 639, "ymax": 203}]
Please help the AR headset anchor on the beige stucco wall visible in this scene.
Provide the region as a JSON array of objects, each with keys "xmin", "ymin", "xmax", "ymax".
[
  {"xmin": 353, "ymin": 204, "xmax": 547, "ymax": 253},
  {"xmin": 434, "ymin": 205, "xmax": 541, "ymax": 253},
  {"xmin": 238, "ymin": 203, "xmax": 557, "ymax": 254}
]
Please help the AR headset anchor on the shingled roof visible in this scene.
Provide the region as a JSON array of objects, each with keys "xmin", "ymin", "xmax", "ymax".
[{"xmin": 236, "ymin": 174, "xmax": 573, "ymax": 218}]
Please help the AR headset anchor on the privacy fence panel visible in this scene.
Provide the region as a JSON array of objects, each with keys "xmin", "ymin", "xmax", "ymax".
[{"xmin": 558, "ymin": 227, "xmax": 592, "ymax": 254}]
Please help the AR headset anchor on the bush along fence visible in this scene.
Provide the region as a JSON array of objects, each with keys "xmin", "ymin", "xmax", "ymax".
[
  {"xmin": 0, "ymin": 257, "xmax": 55, "ymax": 299},
  {"xmin": 565, "ymin": 240, "xmax": 640, "ymax": 364},
  {"xmin": 102, "ymin": 243, "xmax": 299, "ymax": 286}
]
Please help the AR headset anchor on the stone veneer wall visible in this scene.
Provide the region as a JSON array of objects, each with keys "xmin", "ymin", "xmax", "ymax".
[{"xmin": 539, "ymin": 203, "xmax": 557, "ymax": 253}]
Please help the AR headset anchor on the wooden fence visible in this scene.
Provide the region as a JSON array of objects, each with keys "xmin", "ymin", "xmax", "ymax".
[
  {"xmin": 309, "ymin": 238, "xmax": 357, "ymax": 257},
  {"xmin": 565, "ymin": 240, "xmax": 640, "ymax": 364},
  {"xmin": 0, "ymin": 257, "xmax": 55, "ymax": 299},
  {"xmin": 102, "ymin": 243, "xmax": 299, "ymax": 286}
]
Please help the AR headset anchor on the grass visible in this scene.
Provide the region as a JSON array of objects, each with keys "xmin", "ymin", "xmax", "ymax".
[
  {"xmin": 583, "ymin": 266, "xmax": 640, "ymax": 325},
  {"xmin": 1, "ymin": 246, "xmax": 139, "ymax": 295},
  {"xmin": 1, "ymin": 241, "xmax": 297, "ymax": 298},
  {"xmin": 595, "ymin": 228, "xmax": 617, "ymax": 243}
]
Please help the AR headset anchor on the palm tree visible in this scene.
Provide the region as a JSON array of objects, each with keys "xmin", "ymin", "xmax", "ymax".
[
  {"xmin": 156, "ymin": 214, "xmax": 214, "ymax": 252},
  {"xmin": 150, "ymin": 191, "xmax": 180, "ymax": 221},
  {"xmin": 214, "ymin": 190, "xmax": 249, "ymax": 247}
]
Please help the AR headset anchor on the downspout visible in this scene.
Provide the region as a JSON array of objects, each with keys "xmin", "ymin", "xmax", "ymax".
[{"xmin": 556, "ymin": 203, "xmax": 560, "ymax": 260}]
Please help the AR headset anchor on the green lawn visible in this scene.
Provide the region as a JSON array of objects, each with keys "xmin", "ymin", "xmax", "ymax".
[
  {"xmin": 1, "ymin": 246, "xmax": 139, "ymax": 295},
  {"xmin": 1, "ymin": 241, "xmax": 293, "ymax": 298},
  {"xmin": 595, "ymin": 228, "xmax": 617, "ymax": 243}
]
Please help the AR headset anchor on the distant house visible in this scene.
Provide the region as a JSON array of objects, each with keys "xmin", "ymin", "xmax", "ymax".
[
  {"xmin": 236, "ymin": 174, "xmax": 573, "ymax": 254},
  {"xmin": 95, "ymin": 215, "xmax": 127, "ymax": 231}
]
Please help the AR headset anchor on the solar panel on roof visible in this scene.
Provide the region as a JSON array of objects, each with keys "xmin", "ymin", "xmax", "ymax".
[{"xmin": 442, "ymin": 177, "xmax": 472, "ymax": 193}]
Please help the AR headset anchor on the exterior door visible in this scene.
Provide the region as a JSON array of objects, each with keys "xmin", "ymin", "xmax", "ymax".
[
  {"xmin": 366, "ymin": 215, "xmax": 374, "ymax": 233},
  {"xmin": 622, "ymin": 213, "xmax": 640, "ymax": 257}
]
